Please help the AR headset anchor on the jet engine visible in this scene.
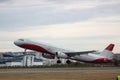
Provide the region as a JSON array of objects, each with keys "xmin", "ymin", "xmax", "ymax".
[
  {"xmin": 56, "ymin": 52, "xmax": 68, "ymax": 58},
  {"xmin": 42, "ymin": 53, "xmax": 55, "ymax": 59}
]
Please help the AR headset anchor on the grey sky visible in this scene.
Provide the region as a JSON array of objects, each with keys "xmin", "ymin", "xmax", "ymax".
[{"xmin": 0, "ymin": 0, "xmax": 120, "ymax": 52}]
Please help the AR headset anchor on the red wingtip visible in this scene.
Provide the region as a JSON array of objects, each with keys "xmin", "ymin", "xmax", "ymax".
[{"xmin": 105, "ymin": 44, "xmax": 114, "ymax": 51}]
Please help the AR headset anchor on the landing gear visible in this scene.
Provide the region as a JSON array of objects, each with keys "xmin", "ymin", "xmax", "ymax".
[
  {"xmin": 23, "ymin": 49, "xmax": 27, "ymax": 55},
  {"xmin": 66, "ymin": 60, "xmax": 71, "ymax": 64},
  {"xmin": 55, "ymin": 52, "xmax": 61, "ymax": 64},
  {"xmin": 55, "ymin": 52, "xmax": 71, "ymax": 64},
  {"xmin": 56, "ymin": 59, "xmax": 71, "ymax": 64},
  {"xmin": 57, "ymin": 60, "xmax": 62, "ymax": 64}
]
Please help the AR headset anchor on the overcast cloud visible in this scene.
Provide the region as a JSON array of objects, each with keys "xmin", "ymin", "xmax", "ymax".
[{"xmin": 0, "ymin": 0, "xmax": 120, "ymax": 52}]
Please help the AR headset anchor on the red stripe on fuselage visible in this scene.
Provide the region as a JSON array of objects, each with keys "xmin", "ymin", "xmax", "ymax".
[
  {"xmin": 74, "ymin": 58, "xmax": 113, "ymax": 63},
  {"xmin": 92, "ymin": 58, "xmax": 114, "ymax": 63},
  {"xmin": 20, "ymin": 44, "xmax": 53, "ymax": 54}
]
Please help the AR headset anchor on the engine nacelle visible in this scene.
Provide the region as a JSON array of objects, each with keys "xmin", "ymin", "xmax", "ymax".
[
  {"xmin": 42, "ymin": 53, "xmax": 55, "ymax": 59},
  {"xmin": 56, "ymin": 52, "xmax": 68, "ymax": 59}
]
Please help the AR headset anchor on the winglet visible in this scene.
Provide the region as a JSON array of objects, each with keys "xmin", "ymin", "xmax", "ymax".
[{"xmin": 105, "ymin": 44, "xmax": 114, "ymax": 51}]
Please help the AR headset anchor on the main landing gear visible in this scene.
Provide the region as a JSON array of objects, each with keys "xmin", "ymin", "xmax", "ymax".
[
  {"xmin": 23, "ymin": 49, "xmax": 27, "ymax": 55},
  {"xmin": 57, "ymin": 60, "xmax": 62, "ymax": 64},
  {"xmin": 56, "ymin": 59, "xmax": 71, "ymax": 64}
]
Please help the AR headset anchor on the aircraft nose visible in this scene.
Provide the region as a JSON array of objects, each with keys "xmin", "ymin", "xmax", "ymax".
[
  {"xmin": 14, "ymin": 40, "xmax": 18, "ymax": 45},
  {"xmin": 14, "ymin": 40, "xmax": 21, "ymax": 46}
]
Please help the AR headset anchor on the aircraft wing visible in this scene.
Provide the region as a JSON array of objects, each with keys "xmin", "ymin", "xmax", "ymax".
[{"xmin": 64, "ymin": 50, "xmax": 96, "ymax": 57}]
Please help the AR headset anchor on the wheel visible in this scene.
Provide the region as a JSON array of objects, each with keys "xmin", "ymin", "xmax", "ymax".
[
  {"xmin": 66, "ymin": 60, "xmax": 71, "ymax": 64},
  {"xmin": 57, "ymin": 60, "xmax": 61, "ymax": 64}
]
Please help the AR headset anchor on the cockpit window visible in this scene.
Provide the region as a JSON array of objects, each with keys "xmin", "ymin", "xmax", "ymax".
[{"xmin": 19, "ymin": 39, "xmax": 24, "ymax": 41}]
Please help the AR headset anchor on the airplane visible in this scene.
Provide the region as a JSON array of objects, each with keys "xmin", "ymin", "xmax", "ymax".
[{"xmin": 14, "ymin": 39, "xmax": 115, "ymax": 64}]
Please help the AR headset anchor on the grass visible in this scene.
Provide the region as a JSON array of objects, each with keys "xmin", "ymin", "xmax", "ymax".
[
  {"xmin": 0, "ymin": 67, "xmax": 119, "ymax": 80},
  {"xmin": 0, "ymin": 66, "xmax": 119, "ymax": 70},
  {"xmin": 0, "ymin": 72, "xmax": 119, "ymax": 80}
]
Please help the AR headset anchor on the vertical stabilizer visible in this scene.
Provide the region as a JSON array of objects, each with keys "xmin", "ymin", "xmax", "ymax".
[
  {"xmin": 105, "ymin": 44, "xmax": 114, "ymax": 51},
  {"xmin": 99, "ymin": 44, "xmax": 114, "ymax": 59}
]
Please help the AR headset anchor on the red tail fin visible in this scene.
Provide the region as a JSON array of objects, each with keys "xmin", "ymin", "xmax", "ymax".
[{"xmin": 105, "ymin": 44, "xmax": 114, "ymax": 51}]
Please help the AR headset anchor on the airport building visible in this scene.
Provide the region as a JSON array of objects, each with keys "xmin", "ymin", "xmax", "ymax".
[
  {"xmin": 0, "ymin": 52, "xmax": 45, "ymax": 67},
  {"xmin": 114, "ymin": 53, "xmax": 120, "ymax": 60},
  {"xmin": 0, "ymin": 51, "xmax": 66, "ymax": 67}
]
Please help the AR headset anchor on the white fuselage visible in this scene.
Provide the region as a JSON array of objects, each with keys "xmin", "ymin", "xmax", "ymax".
[{"xmin": 14, "ymin": 39, "xmax": 114, "ymax": 63}]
